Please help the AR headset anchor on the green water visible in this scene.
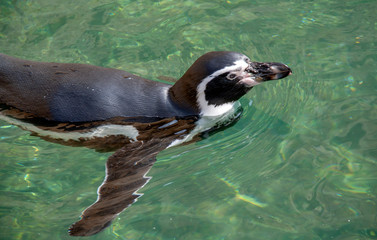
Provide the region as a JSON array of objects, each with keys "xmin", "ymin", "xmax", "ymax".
[{"xmin": 1, "ymin": 0, "xmax": 376, "ymax": 239}]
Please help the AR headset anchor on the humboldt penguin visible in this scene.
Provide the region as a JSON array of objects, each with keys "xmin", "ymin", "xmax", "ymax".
[{"xmin": 0, "ymin": 51, "xmax": 291, "ymax": 236}]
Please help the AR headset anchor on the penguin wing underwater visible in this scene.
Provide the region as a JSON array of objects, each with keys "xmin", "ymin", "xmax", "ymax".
[
  {"xmin": 0, "ymin": 52, "xmax": 291, "ymax": 236},
  {"xmin": 68, "ymin": 135, "xmax": 187, "ymax": 236}
]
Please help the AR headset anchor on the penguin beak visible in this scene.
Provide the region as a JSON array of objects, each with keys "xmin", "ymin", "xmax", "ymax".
[{"xmin": 247, "ymin": 62, "xmax": 292, "ymax": 82}]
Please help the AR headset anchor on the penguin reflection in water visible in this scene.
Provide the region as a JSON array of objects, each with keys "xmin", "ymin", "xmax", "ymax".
[{"xmin": 0, "ymin": 51, "xmax": 291, "ymax": 236}]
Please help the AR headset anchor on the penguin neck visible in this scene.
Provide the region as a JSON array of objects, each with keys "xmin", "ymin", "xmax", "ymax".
[{"xmin": 168, "ymin": 75, "xmax": 200, "ymax": 116}]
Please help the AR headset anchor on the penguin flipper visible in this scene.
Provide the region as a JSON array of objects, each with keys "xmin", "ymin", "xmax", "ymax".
[{"xmin": 68, "ymin": 137, "xmax": 175, "ymax": 236}]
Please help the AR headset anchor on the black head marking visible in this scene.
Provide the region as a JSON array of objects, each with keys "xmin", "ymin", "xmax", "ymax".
[
  {"xmin": 204, "ymin": 72, "xmax": 250, "ymax": 106},
  {"xmin": 169, "ymin": 51, "xmax": 250, "ymax": 114},
  {"xmin": 194, "ymin": 52, "xmax": 291, "ymax": 115}
]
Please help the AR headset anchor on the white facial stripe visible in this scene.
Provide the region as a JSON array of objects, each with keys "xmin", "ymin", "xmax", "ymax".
[
  {"xmin": 0, "ymin": 113, "xmax": 139, "ymax": 141},
  {"xmin": 196, "ymin": 59, "xmax": 248, "ymax": 116}
]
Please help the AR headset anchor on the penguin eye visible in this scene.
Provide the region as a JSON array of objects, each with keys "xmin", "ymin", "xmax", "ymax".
[{"xmin": 227, "ymin": 73, "xmax": 237, "ymax": 80}]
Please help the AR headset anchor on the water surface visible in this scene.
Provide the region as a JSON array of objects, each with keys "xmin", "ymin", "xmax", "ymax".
[{"xmin": 0, "ymin": 0, "xmax": 376, "ymax": 239}]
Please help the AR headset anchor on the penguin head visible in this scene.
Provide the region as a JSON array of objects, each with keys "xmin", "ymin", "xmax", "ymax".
[{"xmin": 169, "ymin": 51, "xmax": 291, "ymax": 116}]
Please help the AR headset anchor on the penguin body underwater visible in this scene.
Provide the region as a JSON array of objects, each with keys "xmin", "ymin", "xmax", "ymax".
[{"xmin": 0, "ymin": 51, "xmax": 291, "ymax": 236}]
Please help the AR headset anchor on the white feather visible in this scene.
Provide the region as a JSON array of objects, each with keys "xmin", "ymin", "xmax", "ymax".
[{"xmin": 0, "ymin": 113, "xmax": 139, "ymax": 141}]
